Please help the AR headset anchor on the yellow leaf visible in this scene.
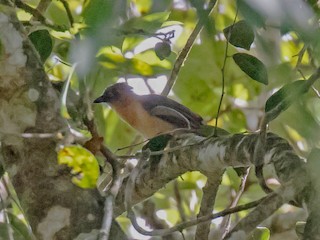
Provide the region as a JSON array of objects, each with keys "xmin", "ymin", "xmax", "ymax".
[{"xmin": 58, "ymin": 145, "xmax": 100, "ymax": 188}]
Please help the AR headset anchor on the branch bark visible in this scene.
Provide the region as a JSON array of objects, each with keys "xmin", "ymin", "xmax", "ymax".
[
  {"xmin": 195, "ymin": 171, "xmax": 223, "ymax": 240},
  {"xmin": 0, "ymin": 3, "xmax": 126, "ymax": 239},
  {"xmin": 114, "ymin": 132, "xmax": 310, "ymax": 237}
]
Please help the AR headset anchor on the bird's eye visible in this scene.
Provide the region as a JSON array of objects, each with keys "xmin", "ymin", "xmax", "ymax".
[{"xmin": 104, "ymin": 90, "xmax": 119, "ymax": 102}]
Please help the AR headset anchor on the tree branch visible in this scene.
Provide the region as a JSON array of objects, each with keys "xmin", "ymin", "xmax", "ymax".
[
  {"xmin": 161, "ymin": 0, "xmax": 218, "ymax": 96},
  {"xmin": 114, "ymin": 131, "xmax": 309, "ymax": 238},
  {"xmin": 0, "ymin": 4, "xmax": 105, "ymax": 239},
  {"xmin": 195, "ymin": 171, "xmax": 224, "ymax": 240},
  {"xmin": 14, "ymin": 0, "xmax": 66, "ymax": 31}
]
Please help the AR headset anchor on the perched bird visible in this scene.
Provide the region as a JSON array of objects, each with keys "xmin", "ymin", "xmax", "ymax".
[{"xmin": 93, "ymin": 82, "xmax": 204, "ymax": 138}]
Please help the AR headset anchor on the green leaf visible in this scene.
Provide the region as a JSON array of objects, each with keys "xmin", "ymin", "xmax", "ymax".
[
  {"xmin": 247, "ymin": 227, "xmax": 270, "ymax": 240},
  {"xmin": 82, "ymin": 0, "xmax": 113, "ymax": 30},
  {"xmin": 144, "ymin": 134, "xmax": 173, "ymax": 152},
  {"xmin": 237, "ymin": 0, "xmax": 266, "ymax": 28},
  {"xmin": 174, "ymin": 39, "xmax": 224, "ymax": 117},
  {"xmin": 197, "ymin": 125, "xmax": 230, "ymax": 137},
  {"xmin": 223, "ymin": 20, "xmax": 254, "ymax": 50},
  {"xmin": 143, "ymin": 134, "xmax": 173, "ymax": 165},
  {"xmin": 58, "ymin": 145, "xmax": 100, "ymax": 188},
  {"xmin": 189, "ymin": 0, "xmax": 206, "ymax": 10},
  {"xmin": 265, "ymin": 80, "xmax": 309, "ymax": 122},
  {"xmin": 98, "ymin": 47, "xmax": 172, "ymax": 77},
  {"xmin": 0, "ymin": 214, "xmax": 34, "ymax": 240},
  {"xmin": 233, "ymin": 53, "xmax": 268, "ymax": 85},
  {"xmin": 28, "ymin": 30, "xmax": 53, "ymax": 62},
  {"xmin": 120, "ymin": 12, "xmax": 170, "ymax": 33},
  {"xmin": 7, "ymin": 212, "xmax": 34, "ymax": 240},
  {"xmin": 122, "ymin": 35, "xmax": 145, "ymax": 52}
]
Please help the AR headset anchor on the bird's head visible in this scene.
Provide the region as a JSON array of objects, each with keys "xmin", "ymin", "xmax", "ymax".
[{"xmin": 93, "ymin": 82, "xmax": 134, "ymax": 104}]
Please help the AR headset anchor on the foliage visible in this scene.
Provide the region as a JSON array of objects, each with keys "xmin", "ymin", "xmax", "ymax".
[
  {"xmin": 28, "ymin": 29, "xmax": 53, "ymax": 62},
  {"xmin": 58, "ymin": 145, "xmax": 100, "ymax": 188},
  {"xmin": 1, "ymin": 0, "xmax": 320, "ymax": 239}
]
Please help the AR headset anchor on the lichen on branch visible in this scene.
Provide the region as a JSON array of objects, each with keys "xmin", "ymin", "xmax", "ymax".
[{"xmin": 116, "ymin": 131, "xmax": 309, "ymax": 237}]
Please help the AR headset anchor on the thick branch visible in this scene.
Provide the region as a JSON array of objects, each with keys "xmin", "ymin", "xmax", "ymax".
[
  {"xmin": 195, "ymin": 172, "xmax": 224, "ymax": 240},
  {"xmin": 0, "ymin": 4, "xmax": 110, "ymax": 239},
  {"xmin": 115, "ymin": 132, "xmax": 308, "ymax": 220}
]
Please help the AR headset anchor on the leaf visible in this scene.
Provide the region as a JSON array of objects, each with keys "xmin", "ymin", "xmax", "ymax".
[
  {"xmin": 144, "ymin": 134, "xmax": 172, "ymax": 152},
  {"xmin": 28, "ymin": 30, "xmax": 53, "ymax": 62},
  {"xmin": 120, "ymin": 12, "xmax": 170, "ymax": 33},
  {"xmin": 265, "ymin": 80, "xmax": 309, "ymax": 122},
  {"xmin": 223, "ymin": 20, "xmax": 254, "ymax": 50},
  {"xmin": 60, "ymin": 65, "xmax": 77, "ymax": 119},
  {"xmin": 0, "ymin": 215, "xmax": 34, "ymax": 240},
  {"xmin": 122, "ymin": 35, "xmax": 145, "ymax": 52},
  {"xmin": 143, "ymin": 134, "xmax": 173, "ymax": 165},
  {"xmin": 174, "ymin": 39, "xmax": 223, "ymax": 117},
  {"xmin": 133, "ymin": 0, "xmax": 152, "ymax": 14},
  {"xmin": 7, "ymin": 212, "xmax": 34, "ymax": 240},
  {"xmin": 82, "ymin": 0, "xmax": 113, "ymax": 30},
  {"xmin": 233, "ymin": 53, "xmax": 268, "ymax": 85},
  {"xmin": 58, "ymin": 145, "xmax": 100, "ymax": 188},
  {"xmin": 197, "ymin": 125, "xmax": 230, "ymax": 137},
  {"xmin": 237, "ymin": 0, "xmax": 266, "ymax": 28},
  {"xmin": 98, "ymin": 47, "xmax": 172, "ymax": 76},
  {"xmin": 247, "ymin": 227, "xmax": 270, "ymax": 240}
]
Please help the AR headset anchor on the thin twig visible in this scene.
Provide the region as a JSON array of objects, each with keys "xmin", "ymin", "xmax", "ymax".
[
  {"xmin": 84, "ymin": 118, "xmax": 121, "ymax": 173},
  {"xmin": 294, "ymin": 45, "xmax": 307, "ymax": 70},
  {"xmin": 58, "ymin": 0, "xmax": 74, "ymax": 27},
  {"xmin": 116, "ymin": 138, "xmax": 148, "ymax": 153},
  {"xmin": 125, "ymin": 150, "xmax": 150, "ymax": 211},
  {"xmin": 117, "ymin": 126, "xmax": 231, "ymax": 160},
  {"xmin": 213, "ymin": 7, "xmax": 239, "ymax": 136},
  {"xmin": 116, "ymin": 127, "xmax": 208, "ymax": 155},
  {"xmin": 99, "ymin": 195, "xmax": 114, "ymax": 240},
  {"xmin": 312, "ymin": 86, "xmax": 320, "ymax": 98},
  {"xmin": 99, "ymin": 173, "xmax": 124, "ymax": 240},
  {"xmin": 173, "ymin": 181, "xmax": 186, "ymax": 222},
  {"xmin": 143, "ymin": 78, "xmax": 154, "ymax": 94},
  {"xmin": 14, "ymin": 0, "xmax": 66, "ymax": 31},
  {"xmin": 34, "ymin": 0, "xmax": 52, "ymax": 14},
  {"xmin": 140, "ymin": 201, "xmax": 175, "ymax": 240},
  {"xmin": 128, "ymin": 194, "xmax": 268, "ymax": 237},
  {"xmin": 161, "ymin": 0, "xmax": 218, "ymax": 96},
  {"xmin": 83, "ymin": 118, "xmax": 125, "ymax": 239},
  {"xmin": 121, "ymin": 29, "xmax": 175, "ymax": 41},
  {"xmin": 220, "ymin": 168, "xmax": 250, "ymax": 239}
]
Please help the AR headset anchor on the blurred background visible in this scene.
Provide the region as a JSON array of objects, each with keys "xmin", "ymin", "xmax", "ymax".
[{"xmin": 1, "ymin": 0, "xmax": 320, "ymax": 239}]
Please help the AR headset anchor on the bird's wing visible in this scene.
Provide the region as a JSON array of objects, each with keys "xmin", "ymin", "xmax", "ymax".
[
  {"xmin": 140, "ymin": 95, "xmax": 203, "ymax": 129},
  {"xmin": 150, "ymin": 106, "xmax": 192, "ymax": 128}
]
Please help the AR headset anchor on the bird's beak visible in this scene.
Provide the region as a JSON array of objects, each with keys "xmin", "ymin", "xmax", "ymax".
[{"xmin": 93, "ymin": 96, "xmax": 104, "ymax": 103}]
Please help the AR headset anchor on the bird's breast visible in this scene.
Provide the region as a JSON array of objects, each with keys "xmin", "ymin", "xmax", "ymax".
[{"xmin": 110, "ymin": 101, "xmax": 176, "ymax": 138}]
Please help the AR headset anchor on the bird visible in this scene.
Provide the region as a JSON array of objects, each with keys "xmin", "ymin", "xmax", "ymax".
[{"xmin": 93, "ymin": 82, "xmax": 204, "ymax": 138}]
